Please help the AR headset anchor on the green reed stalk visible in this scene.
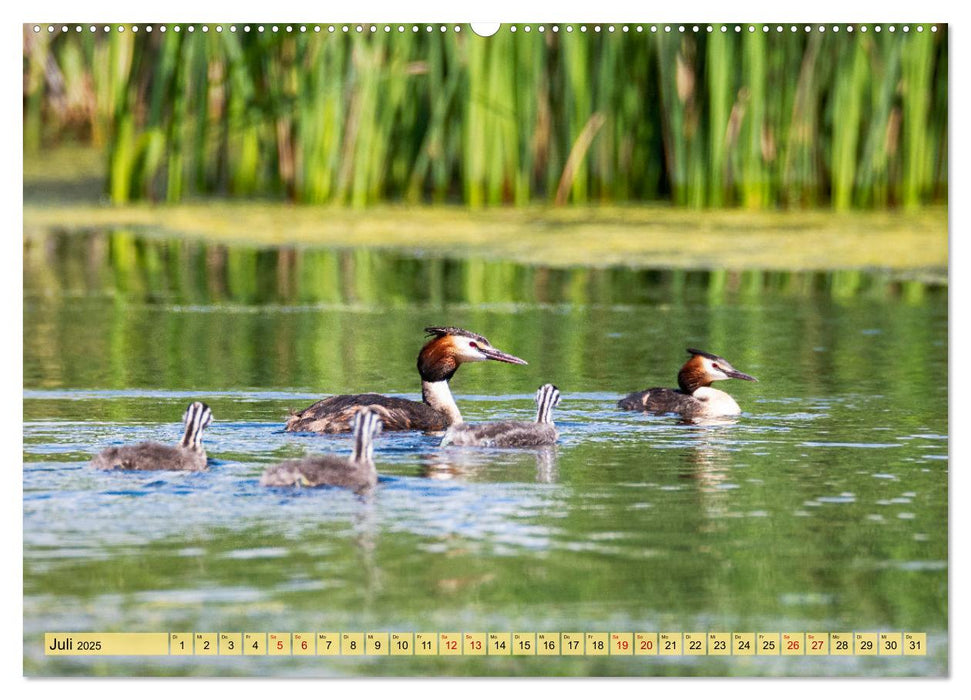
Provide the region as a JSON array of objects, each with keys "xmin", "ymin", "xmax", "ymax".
[
  {"xmin": 854, "ymin": 33, "xmax": 900, "ymax": 208},
  {"xmin": 561, "ymin": 28, "xmax": 592, "ymax": 204},
  {"xmin": 162, "ymin": 34, "xmax": 198, "ymax": 203},
  {"xmin": 222, "ymin": 31, "xmax": 261, "ymax": 197},
  {"xmin": 900, "ymin": 27, "xmax": 935, "ymax": 209},
  {"xmin": 407, "ymin": 35, "xmax": 462, "ymax": 202},
  {"xmin": 740, "ymin": 29, "xmax": 768, "ymax": 209},
  {"xmin": 463, "ymin": 32, "xmax": 487, "ymax": 207},
  {"xmin": 133, "ymin": 31, "xmax": 179, "ymax": 200},
  {"xmin": 781, "ymin": 31, "xmax": 821, "ymax": 207},
  {"xmin": 706, "ymin": 28, "xmax": 734, "ymax": 207},
  {"xmin": 106, "ymin": 27, "xmax": 136, "ymax": 203},
  {"xmin": 23, "ymin": 30, "xmax": 48, "ymax": 153},
  {"xmin": 656, "ymin": 32, "xmax": 686, "ymax": 205},
  {"xmin": 830, "ymin": 34, "xmax": 868, "ymax": 210}
]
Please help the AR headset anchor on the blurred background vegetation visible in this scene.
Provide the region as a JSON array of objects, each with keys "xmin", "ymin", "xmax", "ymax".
[{"xmin": 23, "ymin": 23, "xmax": 947, "ymax": 210}]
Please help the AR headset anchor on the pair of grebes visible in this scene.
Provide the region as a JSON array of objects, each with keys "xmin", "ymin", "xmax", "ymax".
[{"xmin": 91, "ymin": 326, "xmax": 757, "ymax": 492}]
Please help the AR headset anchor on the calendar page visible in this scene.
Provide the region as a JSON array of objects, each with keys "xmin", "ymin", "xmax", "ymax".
[{"xmin": 22, "ymin": 18, "xmax": 948, "ymax": 679}]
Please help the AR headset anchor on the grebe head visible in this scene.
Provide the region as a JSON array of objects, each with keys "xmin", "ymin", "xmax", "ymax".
[
  {"xmin": 179, "ymin": 401, "xmax": 213, "ymax": 451},
  {"xmin": 350, "ymin": 409, "xmax": 383, "ymax": 463},
  {"xmin": 534, "ymin": 384, "xmax": 561, "ymax": 424},
  {"xmin": 678, "ymin": 349, "xmax": 757, "ymax": 393},
  {"xmin": 418, "ymin": 326, "xmax": 527, "ymax": 382}
]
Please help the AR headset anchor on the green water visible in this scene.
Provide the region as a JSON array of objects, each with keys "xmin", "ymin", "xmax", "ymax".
[{"xmin": 23, "ymin": 229, "xmax": 947, "ymax": 676}]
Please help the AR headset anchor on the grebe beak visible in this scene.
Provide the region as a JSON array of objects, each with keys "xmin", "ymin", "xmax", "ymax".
[
  {"xmin": 727, "ymin": 369, "xmax": 758, "ymax": 382},
  {"xmin": 480, "ymin": 346, "xmax": 528, "ymax": 365}
]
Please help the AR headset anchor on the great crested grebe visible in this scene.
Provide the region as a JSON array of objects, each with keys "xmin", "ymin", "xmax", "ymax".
[
  {"xmin": 261, "ymin": 409, "xmax": 382, "ymax": 492},
  {"xmin": 440, "ymin": 384, "xmax": 561, "ymax": 448},
  {"xmin": 284, "ymin": 326, "xmax": 528, "ymax": 433},
  {"xmin": 90, "ymin": 401, "xmax": 213, "ymax": 471},
  {"xmin": 618, "ymin": 348, "xmax": 758, "ymax": 420}
]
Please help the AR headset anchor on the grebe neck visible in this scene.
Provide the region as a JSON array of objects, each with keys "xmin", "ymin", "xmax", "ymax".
[
  {"xmin": 422, "ymin": 379, "xmax": 463, "ymax": 426},
  {"xmin": 677, "ymin": 359, "xmax": 710, "ymax": 394}
]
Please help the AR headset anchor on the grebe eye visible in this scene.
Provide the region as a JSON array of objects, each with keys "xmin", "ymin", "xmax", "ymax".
[
  {"xmin": 469, "ymin": 341, "xmax": 478, "ymax": 349},
  {"xmin": 712, "ymin": 363, "xmax": 721, "ymax": 371}
]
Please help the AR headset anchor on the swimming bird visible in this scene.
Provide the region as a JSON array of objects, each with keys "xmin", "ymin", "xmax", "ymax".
[
  {"xmin": 261, "ymin": 409, "xmax": 383, "ymax": 492},
  {"xmin": 284, "ymin": 326, "xmax": 528, "ymax": 433},
  {"xmin": 618, "ymin": 348, "xmax": 757, "ymax": 420},
  {"xmin": 440, "ymin": 383, "xmax": 561, "ymax": 448},
  {"xmin": 90, "ymin": 401, "xmax": 213, "ymax": 471}
]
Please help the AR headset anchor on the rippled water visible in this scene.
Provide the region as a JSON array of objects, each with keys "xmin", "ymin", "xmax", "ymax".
[{"xmin": 23, "ymin": 230, "xmax": 947, "ymax": 676}]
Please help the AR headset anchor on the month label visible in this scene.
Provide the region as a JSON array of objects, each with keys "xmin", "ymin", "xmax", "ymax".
[{"xmin": 44, "ymin": 633, "xmax": 169, "ymax": 656}]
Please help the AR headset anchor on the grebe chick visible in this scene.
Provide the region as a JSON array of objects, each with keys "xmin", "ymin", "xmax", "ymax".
[
  {"xmin": 90, "ymin": 402, "xmax": 212, "ymax": 471},
  {"xmin": 441, "ymin": 384, "xmax": 561, "ymax": 448},
  {"xmin": 261, "ymin": 410, "xmax": 382, "ymax": 492},
  {"xmin": 285, "ymin": 326, "xmax": 527, "ymax": 433},
  {"xmin": 618, "ymin": 348, "xmax": 757, "ymax": 420}
]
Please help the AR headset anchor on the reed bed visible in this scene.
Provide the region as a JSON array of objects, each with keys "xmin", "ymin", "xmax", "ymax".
[{"xmin": 23, "ymin": 24, "xmax": 948, "ymax": 209}]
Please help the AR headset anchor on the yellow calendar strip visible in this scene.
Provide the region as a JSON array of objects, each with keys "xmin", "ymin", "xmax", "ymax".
[{"xmin": 44, "ymin": 632, "xmax": 929, "ymax": 657}]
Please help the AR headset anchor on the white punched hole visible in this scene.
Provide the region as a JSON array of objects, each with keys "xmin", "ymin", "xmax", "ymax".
[{"xmin": 470, "ymin": 23, "xmax": 500, "ymax": 37}]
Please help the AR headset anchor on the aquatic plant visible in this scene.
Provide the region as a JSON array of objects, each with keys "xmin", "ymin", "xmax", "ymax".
[{"xmin": 23, "ymin": 24, "xmax": 948, "ymax": 210}]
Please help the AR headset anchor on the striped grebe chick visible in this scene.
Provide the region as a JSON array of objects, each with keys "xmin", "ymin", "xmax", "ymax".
[
  {"xmin": 441, "ymin": 384, "xmax": 561, "ymax": 448},
  {"xmin": 285, "ymin": 326, "xmax": 528, "ymax": 433},
  {"xmin": 618, "ymin": 348, "xmax": 758, "ymax": 420},
  {"xmin": 261, "ymin": 409, "xmax": 382, "ymax": 492},
  {"xmin": 90, "ymin": 402, "xmax": 212, "ymax": 471}
]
